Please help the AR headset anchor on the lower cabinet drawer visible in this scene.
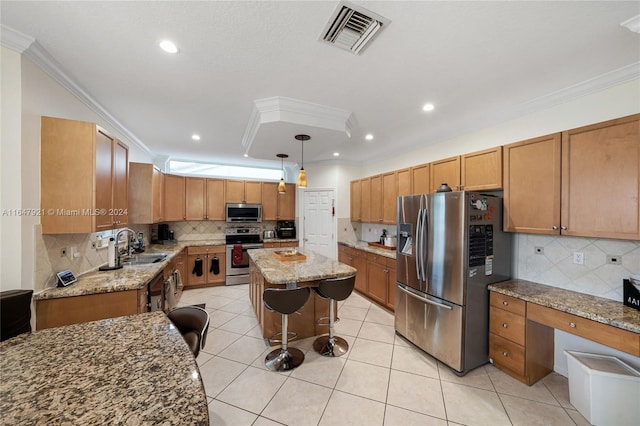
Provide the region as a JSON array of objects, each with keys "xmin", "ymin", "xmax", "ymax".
[
  {"xmin": 490, "ymin": 333, "xmax": 525, "ymax": 377},
  {"xmin": 489, "ymin": 307, "xmax": 525, "ymax": 345}
]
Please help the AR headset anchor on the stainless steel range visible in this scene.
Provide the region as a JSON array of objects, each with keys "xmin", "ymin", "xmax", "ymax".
[{"xmin": 225, "ymin": 226, "xmax": 263, "ymax": 286}]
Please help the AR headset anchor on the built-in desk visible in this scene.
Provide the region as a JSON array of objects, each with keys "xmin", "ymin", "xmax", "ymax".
[{"xmin": 489, "ymin": 279, "xmax": 640, "ymax": 385}]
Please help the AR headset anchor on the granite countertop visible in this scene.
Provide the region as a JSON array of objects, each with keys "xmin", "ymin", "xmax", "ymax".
[
  {"xmin": 0, "ymin": 311, "xmax": 209, "ymax": 425},
  {"xmin": 248, "ymin": 247, "xmax": 357, "ymax": 285},
  {"xmin": 339, "ymin": 240, "xmax": 397, "ymax": 259},
  {"xmin": 489, "ymin": 279, "xmax": 640, "ymax": 334}
]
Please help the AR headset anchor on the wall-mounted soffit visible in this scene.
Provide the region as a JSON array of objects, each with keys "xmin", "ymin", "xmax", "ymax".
[
  {"xmin": 319, "ymin": 1, "xmax": 391, "ymax": 55},
  {"xmin": 621, "ymin": 14, "xmax": 640, "ymax": 33},
  {"xmin": 241, "ymin": 96, "xmax": 355, "ymax": 163},
  {"xmin": 0, "ymin": 24, "xmax": 151, "ymax": 157}
]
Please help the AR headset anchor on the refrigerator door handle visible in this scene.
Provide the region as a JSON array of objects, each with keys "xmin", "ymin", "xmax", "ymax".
[
  {"xmin": 420, "ymin": 207, "xmax": 428, "ymax": 283},
  {"xmin": 397, "ymin": 285, "xmax": 453, "ymax": 310},
  {"xmin": 415, "ymin": 208, "xmax": 423, "ymax": 281}
]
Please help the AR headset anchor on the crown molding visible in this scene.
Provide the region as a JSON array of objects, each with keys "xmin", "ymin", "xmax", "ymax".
[
  {"xmin": 519, "ymin": 62, "xmax": 640, "ymax": 112},
  {"xmin": 1, "ymin": 25, "xmax": 151, "ymax": 156},
  {"xmin": 1, "ymin": 25, "xmax": 35, "ymax": 53},
  {"xmin": 621, "ymin": 14, "xmax": 640, "ymax": 33},
  {"xmin": 242, "ymin": 96, "xmax": 353, "ymax": 155}
]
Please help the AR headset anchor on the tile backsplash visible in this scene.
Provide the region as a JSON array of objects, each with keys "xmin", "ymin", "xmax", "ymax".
[
  {"xmin": 35, "ymin": 224, "xmax": 150, "ymax": 291},
  {"xmin": 166, "ymin": 220, "xmax": 279, "ymax": 241}
]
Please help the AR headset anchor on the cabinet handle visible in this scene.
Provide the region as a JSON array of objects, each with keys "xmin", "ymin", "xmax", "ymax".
[
  {"xmin": 552, "ymin": 226, "xmax": 558, "ymax": 230},
  {"xmin": 502, "ymin": 301, "xmax": 509, "ymax": 306},
  {"xmin": 561, "ymin": 226, "xmax": 567, "ymax": 230},
  {"xmin": 569, "ymin": 322, "xmax": 576, "ymax": 328},
  {"xmin": 502, "ymin": 323, "xmax": 508, "ymax": 328},
  {"xmin": 502, "ymin": 351, "xmax": 508, "ymax": 357}
]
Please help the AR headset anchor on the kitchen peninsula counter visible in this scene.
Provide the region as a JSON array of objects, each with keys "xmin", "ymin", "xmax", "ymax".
[
  {"xmin": 248, "ymin": 248, "xmax": 356, "ymax": 343},
  {"xmin": 339, "ymin": 240, "xmax": 396, "ymax": 260},
  {"xmin": 0, "ymin": 312, "xmax": 209, "ymax": 425}
]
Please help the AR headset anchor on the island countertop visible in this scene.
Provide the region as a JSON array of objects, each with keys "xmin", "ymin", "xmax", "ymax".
[
  {"xmin": 248, "ymin": 247, "xmax": 356, "ymax": 284},
  {"xmin": 0, "ymin": 311, "xmax": 209, "ymax": 425}
]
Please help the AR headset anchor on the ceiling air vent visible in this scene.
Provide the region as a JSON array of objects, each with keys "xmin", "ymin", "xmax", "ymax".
[{"xmin": 320, "ymin": 1, "xmax": 390, "ymax": 55}]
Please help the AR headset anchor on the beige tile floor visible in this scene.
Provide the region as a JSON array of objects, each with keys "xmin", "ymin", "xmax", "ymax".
[{"xmin": 178, "ymin": 285, "xmax": 590, "ymax": 426}]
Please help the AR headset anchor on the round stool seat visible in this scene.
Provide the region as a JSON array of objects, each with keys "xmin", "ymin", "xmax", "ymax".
[
  {"xmin": 262, "ymin": 287, "xmax": 311, "ymax": 371},
  {"xmin": 167, "ymin": 306, "xmax": 210, "ymax": 358},
  {"xmin": 313, "ymin": 275, "xmax": 355, "ymax": 301}
]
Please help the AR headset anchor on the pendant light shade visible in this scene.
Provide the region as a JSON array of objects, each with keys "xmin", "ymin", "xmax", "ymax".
[
  {"xmin": 277, "ymin": 154, "xmax": 288, "ymax": 194},
  {"xmin": 295, "ymin": 134, "xmax": 310, "ymax": 188}
]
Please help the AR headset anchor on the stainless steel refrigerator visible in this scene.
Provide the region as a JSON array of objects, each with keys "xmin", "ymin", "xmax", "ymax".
[{"xmin": 395, "ymin": 191, "xmax": 511, "ymax": 375}]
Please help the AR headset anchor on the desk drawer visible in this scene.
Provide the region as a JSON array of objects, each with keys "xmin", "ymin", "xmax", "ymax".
[
  {"xmin": 490, "ymin": 307, "xmax": 525, "ymax": 345},
  {"xmin": 527, "ymin": 303, "xmax": 640, "ymax": 357},
  {"xmin": 490, "ymin": 292, "xmax": 526, "ymax": 316},
  {"xmin": 490, "ymin": 333, "xmax": 525, "ymax": 376}
]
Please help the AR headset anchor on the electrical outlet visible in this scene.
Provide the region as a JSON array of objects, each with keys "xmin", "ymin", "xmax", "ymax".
[
  {"xmin": 573, "ymin": 252, "xmax": 584, "ymax": 265},
  {"xmin": 535, "ymin": 246, "xmax": 544, "ymax": 255},
  {"xmin": 606, "ymin": 255, "xmax": 621, "ymax": 265},
  {"xmin": 60, "ymin": 247, "xmax": 67, "ymax": 257}
]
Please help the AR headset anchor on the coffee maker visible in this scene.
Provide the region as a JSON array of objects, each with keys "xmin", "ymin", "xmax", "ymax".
[
  {"xmin": 276, "ymin": 221, "xmax": 296, "ymax": 239},
  {"xmin": 152, "ymin": 224, "xmax": 175, "ymax": 244}
]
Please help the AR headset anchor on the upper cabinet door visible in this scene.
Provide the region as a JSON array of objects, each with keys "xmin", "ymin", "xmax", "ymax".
[
  {"xmin": 244, "ymin": 181, "xmax": 262, "ymax": 204},
  {"xmin": 224, "ymin": 180, "xmax": 245, "ymax": 203},
  {"xmin": 94, "ymin": 129, "xmax": 115, "ymax": 231},
  {"xmin": 411, "ymin": 163, "xmax": 430, "ymax": 195},
  {"xmin": 461, "ymin": 146, "xmax": 502, "ymax": 191},
  {"xmin": 111, "ymin": 140, "xmax": 129, "ymax": 227},
  {"xmin": 382, "ymin": 171, "xmax": 397, "ymax": 224},
  {"xmin": 561, "ymin": 114, "xmax": 640, "ymax": 240},
  {"xmin": 360, "ymin": 178, "xmax": 372, "ymax": 223},
  {"xmin": 185, "ymin": 177, "xmax": 206, "ymax": 220},
  {"xmin": 261, "ymin": 182, "xmax": 279, "ymax": 220},
  {"xmin": 430, "ymin": 156, "xmax": 461, "ymax": 192},
  {"xmin": 205, "ymin": 178, "xmax": 225, "ymax": 220},
  {"xmin": 370, "ymin": 175, "xmax": 383, "ymax": 222},
  {"xmin": 278, "ymin": 183, "xmax": 296, "ymax": 220},
  {"xmin": 503, "ymin": 134, "xmax": 561, "ymax": 234},
  {"xmin": 350, "ymin": 180, "xmax": 362, "ymax": 222},
  {"xmin": 397, "ymin": 168, "xmax": 412, "ymax": 197},
  {"xmin": 163, "ymin": 174, "xmax": 185, "ymax": 221}
]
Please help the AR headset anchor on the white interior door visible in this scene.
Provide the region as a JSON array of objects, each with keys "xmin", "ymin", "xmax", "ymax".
[{"xmin": 303, "ymin": 189, "xmax": 335, "ymax": 259}]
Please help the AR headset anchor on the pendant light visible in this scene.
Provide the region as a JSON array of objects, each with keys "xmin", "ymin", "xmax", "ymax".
[
  {"xmin": 295, "ymin": 134, "xmax": 310, "ymax": 188},
  {"xmin": 276, "ymin": 154, "xmax": 288, "ymax": 195}
]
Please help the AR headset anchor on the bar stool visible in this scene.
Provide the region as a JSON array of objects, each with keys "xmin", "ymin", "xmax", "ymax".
[
  {"xmin": 313, "ymin": 275, "xmax": 356, "ymax": 357},
  {"xmin": 167, "ymin": 306, "xmax": 210, "ymax": 357},
  {"xmin": 263, "ymin": 287, "xmax": 311, "ymax": 371}
]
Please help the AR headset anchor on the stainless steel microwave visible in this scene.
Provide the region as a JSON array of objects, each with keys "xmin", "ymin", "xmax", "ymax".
[{"xmin": 225, "ymin": 203, "xmax": 262, "ymax": 222}]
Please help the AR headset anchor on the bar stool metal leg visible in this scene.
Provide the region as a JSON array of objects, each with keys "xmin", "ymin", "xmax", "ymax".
[
  {"xmin": 265, "ymin": 313, "xmax": 305, "ymax": 371},
  {"xmin": 313, "ymin": 298, "xmax": 349, "ymax": 357}
]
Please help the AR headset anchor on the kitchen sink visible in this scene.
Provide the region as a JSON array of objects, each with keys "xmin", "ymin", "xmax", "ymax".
[{"xmin": 121, "ymin": 253, "xmax": 168, "ymax": 265}]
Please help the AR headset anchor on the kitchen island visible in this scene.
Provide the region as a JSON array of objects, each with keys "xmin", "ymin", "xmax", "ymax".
[
  {"xmin": 0, "ymin": 311, "xmax": 209, "ymax": 425},
  {"xmin": 248, "ymin": 247, "xmax": 357, "ymax": 344}
]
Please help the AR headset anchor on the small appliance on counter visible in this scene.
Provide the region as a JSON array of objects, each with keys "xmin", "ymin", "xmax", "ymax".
[
  {"xmin": 151, "ymin": 224, "xmax": 177, "ymax": 245},
  {"xmin": 276, "ymin": 221, "xmax": 296, "ymax": 239}
]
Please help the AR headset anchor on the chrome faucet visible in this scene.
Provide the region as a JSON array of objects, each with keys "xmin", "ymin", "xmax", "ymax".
[{"xmin": 115, "ymin": 228, "xmax": 137, "ymax": 265}]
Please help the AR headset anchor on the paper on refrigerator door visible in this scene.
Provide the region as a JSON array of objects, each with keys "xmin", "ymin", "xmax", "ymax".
[{"xmin": 401, "ymin": 236, "xmax": 412, "ymax": 255}]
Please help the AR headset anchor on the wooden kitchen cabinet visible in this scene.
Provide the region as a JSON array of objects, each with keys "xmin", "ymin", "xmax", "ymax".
[
  {"xmin": 184, "ymin": 177, "xmax": 226, "ymax": 221},
  {"xmin": 36, "ymin": 289, "xmax": 145, "ymax": 330},
  {"xmin": 360, "ymin": 178, "xmax": 372, "ymax": 223},
  {"xmin": 461, "ymin": 146, "xmax": 503, "ymax": 191},
  {"xmin": 430, "ymin": 156, "xmax": 461, "ymax": 193},
  {"xmin": 225, "ymin": 180, "xmax": 262, "ymax": 204},
  {"xmin": 561, "ymin": 114, "xmax": 640, "ymax": 240},
  {"xmin": 264, "ymin": 241, "xmax": 298, "ymax": 248},
  {"xmin": 350, "ymin": 180, "xmax": 362, "ymax": 222},
  {"xmin": 41, "ymin": 116, "xmax": 129, "ymax": 234},
  {"xmin": 262, "ymin": 182, "xmax": 296, "ymax": 220},
  {"xmin": 186, "ymin": 245, "xmax": 226, "ymax": 288},
  {"xmin": 489, "ymin": 292, "xmax": 553, "ymax": 385},
  {"xmin": 370, "ymin": 175, "xmax": 383, "ymax": 223},
  {"xmin": 411, "ymin": 163, "xmax": 430, "ymax": 195},
  {"xmin": 504, "ymin": 114, "xmax": 640, "ymax": 239},
  {"xmin": 366, "ymin": 252, "xmax": 396, "ymax": 311},
  {"xmin": 397, "ymin": 168, "xmax": 412, "ymax": 197},
  {"xmin": 128, "ymin": 162, "xmax": 163, "ymax": 224},
  {"xmin": 163, "ymin": 174, "xmax": 186, "ymax": 221},
  {"xmin": 503, "ymin": 133, "xmax": 562, "ymax": 234},
  {"xmin": 382, "ymin": 171, "xmax": 397, "ymax": 224},
  {"xmin": 338, "ymin": 245, "xmax": 367, "ymax": 293}
]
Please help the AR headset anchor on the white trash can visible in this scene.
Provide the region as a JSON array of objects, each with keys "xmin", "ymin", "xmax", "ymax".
[{"xmin": 565, "ymin": 350, "xmax": 640, "ymax": 426}]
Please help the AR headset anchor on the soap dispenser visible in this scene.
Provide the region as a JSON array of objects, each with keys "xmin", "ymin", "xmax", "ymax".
[{"xmin": 380, "ymin": 229, "xmax": 387, "ymax": 245}]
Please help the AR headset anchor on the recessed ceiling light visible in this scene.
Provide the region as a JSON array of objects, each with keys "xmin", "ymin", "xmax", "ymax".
[
  {"xmin": 333, "ymin": 152, "xmax": 340, "ymax": 157},
  {"xmin": 422, "ymin": 103, "xmax": 435, "ymax": 112},
  {"xmin": 365, "ymin": 134, "xmax": 374, "ymax": 141},
  {"xmin": 159, "ymin": 40, "xmax": 179, "ymax": 54},
  {"xmin": 243, "ymin": 154, "xmax": 249, "ymax": 158},
  {"xmin": 191, "ymin": 134, "xmax": 201, "ymax": 141}
]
